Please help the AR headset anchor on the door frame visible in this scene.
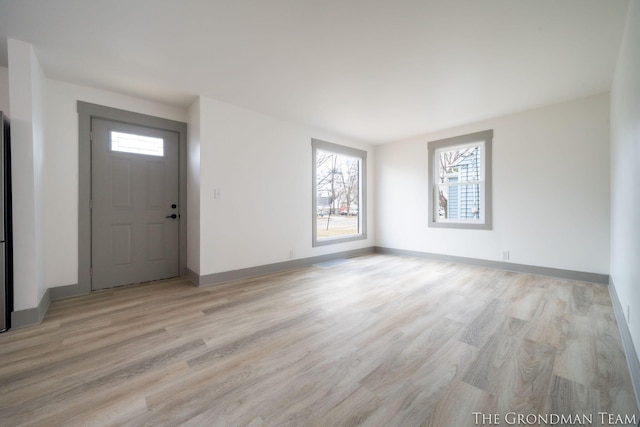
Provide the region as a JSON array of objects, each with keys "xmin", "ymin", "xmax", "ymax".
[{"xmin": 77, "ymin": 102, "xmax": 188, "ymax": 294}]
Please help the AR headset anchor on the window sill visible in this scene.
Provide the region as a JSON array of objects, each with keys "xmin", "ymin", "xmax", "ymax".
[
  {"xmin": 313, "ymin": 234, "xmax": 367, "ymax": 247},
  {"xmin": 429, "ymin": 220, "xmax": 492, "ymax": 230}
]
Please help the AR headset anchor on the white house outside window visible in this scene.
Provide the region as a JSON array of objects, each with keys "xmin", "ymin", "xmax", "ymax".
[{"xmin": 428, "ymin": 130, "xmax": 493, "ymax": 229}]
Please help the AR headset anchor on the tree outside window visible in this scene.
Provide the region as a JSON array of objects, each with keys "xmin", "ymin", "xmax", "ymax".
[{"xmin": 312, "ymin": 139, "xmax": 366, "ymax": 246}]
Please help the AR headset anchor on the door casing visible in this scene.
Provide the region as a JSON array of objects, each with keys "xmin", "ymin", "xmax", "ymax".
[{"xmin": 77, "ymin": 102, "xmax": 188, "ymax": 295}]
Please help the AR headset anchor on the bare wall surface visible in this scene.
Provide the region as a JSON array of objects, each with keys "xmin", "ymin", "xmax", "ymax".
[
  {"xmin": 196, "ymin": 96, "xmax": 375, "ymax": 276},
  {"xmin": 7, "ymin": 39, "xmax": 47, "ymax": 311},
  {"xmin": 375, "ymin": 93, "xmax": 611, "ymax": 275},
  {"xmin": 611, "ymin": 0, "xmax": 640, "ymax": 376},
  {"xmin": 0, "ymin": 66, "xmax": 9, "ymax": 115},
  {"xmin": 187, "ymin": 97, "xmax": 202, "ymax": 275}
]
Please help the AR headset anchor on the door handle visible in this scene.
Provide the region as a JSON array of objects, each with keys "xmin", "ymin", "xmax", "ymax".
[{"xmin": 165, "ymin": 214, "xmax": 178, "ymax": 219}]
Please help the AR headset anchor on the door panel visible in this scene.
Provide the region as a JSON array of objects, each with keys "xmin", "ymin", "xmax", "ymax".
[
  {"xmin": 112, "ymin": 159, "xmax": 132, "ymax": 208},
  {"xmin": 147, "ymin": 161, "xmax": 165, "ymax": 209},
  {"xmin": 111, "ymin": 225, "xmax": 132, "ymax": 266},
  {"xmin": 91, "ymin": 119, "xmax": 179, "ymax": 290},
  {"xmin": 146, "ymin": 223, "xmax": 164, "ymax": 261}
]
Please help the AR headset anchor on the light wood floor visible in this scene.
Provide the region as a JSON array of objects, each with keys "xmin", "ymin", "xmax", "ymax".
[{"xmin": 0, "ymin": 255, "xmax": 638, "ymax": 426}]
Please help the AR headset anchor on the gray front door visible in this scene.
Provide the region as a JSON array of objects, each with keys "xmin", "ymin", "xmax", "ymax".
[{"xmin": 91, "ymin": 118, "xmax": 180, "ymax": 290}]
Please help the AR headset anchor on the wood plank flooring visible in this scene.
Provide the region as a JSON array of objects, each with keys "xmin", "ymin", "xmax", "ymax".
[{"xmin": 0, "ymin": 255, "xmax": 637, "ymax": 426}]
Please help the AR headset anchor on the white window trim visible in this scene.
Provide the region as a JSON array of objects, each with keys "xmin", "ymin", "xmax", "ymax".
[
  {"xmin": 428, "ymin": 130, "xmax": 493, "ymax": 230},
  {"xmin": 312, "ymin": 139, "xmax": 367, "ymax": 247}
]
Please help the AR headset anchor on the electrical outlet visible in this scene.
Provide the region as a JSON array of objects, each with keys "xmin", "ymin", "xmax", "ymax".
[
  {"xmin": 214, "ymin": 188, "xmax": 222, "ymax": 199},
  {"xmin": 289, "ymin": 250, "xmax": 294, "ymax": 259},
  {"xmin": 501, "ymin": 250, "xmax": 510, "ymax": 260}
]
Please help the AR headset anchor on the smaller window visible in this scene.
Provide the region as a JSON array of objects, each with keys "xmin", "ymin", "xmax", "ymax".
[
  {"xmin": 428, "ymin": 130, "xmax": 493, "ymax": 229},
  {"xmin": 111, "ymin": 131, "xmax": 164, "ymax": 157}
]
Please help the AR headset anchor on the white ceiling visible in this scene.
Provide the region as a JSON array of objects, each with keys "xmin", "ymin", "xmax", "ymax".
[{"xmin": 0, "ymin": 0, "xmax": 630, "ymax": 144}]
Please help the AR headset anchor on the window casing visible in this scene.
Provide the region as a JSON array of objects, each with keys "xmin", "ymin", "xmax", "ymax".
[
  {"xmin": 428, "ymin": 130, "xmax": 493, "ymax": 229},
  {"xmin": 312, "ymin": 139, "xmax": 367, "ymax": 246}
]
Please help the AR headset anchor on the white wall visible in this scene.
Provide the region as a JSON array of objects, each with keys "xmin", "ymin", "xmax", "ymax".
[
  {"xmin": 9, "ymin": 40, "xmax": 189, "ymax": 311},
  {"xmin": 197, "ymin": 96, "xmax": 374, "ymax": 276},
  {"xmin": 0, "ymin": 66, "xmax": 9, "ymax": 116},
  {"xmin": 31, "ymin": 42, "xmax": 47, "ymax": 308},
  {"xmin": 43, "ymin": 79, "xmax": 187, "ymax": 290},
  {"xmin": 375, "ymin": 93, "xmax": 611, "ymax": 274},
  {"xmin": 7, "ymin": 39, "xmax": 47, "ymax": 310},
  {"xmin": 187, "ymin": 97, "xmax": 201, "ymax": 274},
  {"xmin": 9, "ymin": 38, "xmax": 372, "ymax": 308},
  {"xmin": 611, "ymin": 0, "xmax": 640, "ymax": 357},
  {"xmin": 39, "ymin": 75, "xmax": 374, "ymax": 290}
]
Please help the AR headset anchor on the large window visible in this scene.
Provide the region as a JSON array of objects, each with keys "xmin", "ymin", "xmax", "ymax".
[
  {"xmin": 312, "ymin": 139, "xmax": 367, "ymax": 246},
  {"xmin": 428, "ymin": 130, "xmax": 493, "ymax": 229}
]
